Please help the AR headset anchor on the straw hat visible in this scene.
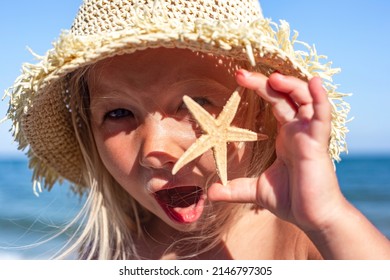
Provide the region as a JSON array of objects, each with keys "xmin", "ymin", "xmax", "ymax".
[{"xmin": 4, "ymin": 0, "xmax": 349, "ymax": 193}]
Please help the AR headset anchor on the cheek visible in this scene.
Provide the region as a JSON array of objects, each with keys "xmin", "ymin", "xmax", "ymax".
[
  {"xmin": 227, "ymin": 142, "xmax": 254, "ymax": 179},
  {"xmin": 93, "ymin": 129, "xmax": 139, "ymax": 184}
]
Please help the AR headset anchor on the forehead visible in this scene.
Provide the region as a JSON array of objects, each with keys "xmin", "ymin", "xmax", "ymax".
[
  {"xmin": 95, "ymin": 47, "xmax": 242, "ymax": 70},
  {"xmin": 87, "ymin": 48, "xmax": 243, "ymax": 89}
]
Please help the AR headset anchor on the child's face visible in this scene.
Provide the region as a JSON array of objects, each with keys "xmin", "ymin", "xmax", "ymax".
[{"xmin": 87, "ymin": 48, "xmax": 253, "ymax": 231}]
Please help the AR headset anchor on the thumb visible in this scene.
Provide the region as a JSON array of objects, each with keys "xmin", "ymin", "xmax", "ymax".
[
  {"xmin": 207, "ymin": 177, "xmax": 260, "ymax": 204},
  {"xmin": 207, "ymin": 160, "xmax": 287, "ymax": 212}
]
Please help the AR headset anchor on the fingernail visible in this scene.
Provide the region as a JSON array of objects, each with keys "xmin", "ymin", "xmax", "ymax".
[
  {"xmin": 271, "ymin": 71, "xmax": 285, "ymax": 80},
  {"xmin": 272, "ymin": 70, "xmax": 283, "ymax": 76},
  {"xmin": 236, "ymin": 69, "xmax": 252, "ymax": 78}
]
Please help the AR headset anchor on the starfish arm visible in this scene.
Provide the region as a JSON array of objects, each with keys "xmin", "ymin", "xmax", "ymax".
[
  {"xmin": 172, "ymin": 135, "xmax": 212, "ymax": 175},
  {"xmin": 183, "ymin": 95, "xmax": 217, "ymax": 133},
  {"xmin": 226, "ymin": 127, "xmax": 269, "ymax": 142},
  {"xmin": 216, "ymin": 87, "xmax": 241, "ymax": 125},
  {"xmin": 213, "ymin": 143, "xmax": 228, "ymax": 186},
  {"xmin": 175, "ymin": 88, "xmax": 267, "ymax": 186}
]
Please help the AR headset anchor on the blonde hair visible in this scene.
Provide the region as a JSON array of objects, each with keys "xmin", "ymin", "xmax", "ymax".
[{"xmin": 56, "ymin": 53, "xmax": 277, "ymax": 260}]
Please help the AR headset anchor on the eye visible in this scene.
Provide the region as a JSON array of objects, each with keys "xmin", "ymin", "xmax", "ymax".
[{"xmin": 104, "ymin": 108, "xmax": 134, "ymax": 120}]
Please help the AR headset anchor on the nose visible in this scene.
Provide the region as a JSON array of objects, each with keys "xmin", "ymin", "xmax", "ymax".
[{"xmin": 139, "ymin": 115, "xmax": 185, "ymax": 171}]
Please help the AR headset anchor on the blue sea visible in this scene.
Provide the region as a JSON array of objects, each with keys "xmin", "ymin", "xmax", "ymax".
[{"xmin": 0, "ymin": 155, "xmax": 389, "ymax": 259}]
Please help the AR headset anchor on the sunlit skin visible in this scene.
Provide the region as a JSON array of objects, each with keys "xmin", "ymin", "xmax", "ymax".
[
  {"xmin": 88, "ymin": 48, "xmax": 390, "ymax": 259},
  {"xmin": 88, "ymin": 48, "xmax": 254, "ymax": 233}
]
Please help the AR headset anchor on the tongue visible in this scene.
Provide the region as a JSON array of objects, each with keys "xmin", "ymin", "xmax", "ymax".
[{"xmin": 154, "ymin": 186, "xmax": 205, "ymax": 224}]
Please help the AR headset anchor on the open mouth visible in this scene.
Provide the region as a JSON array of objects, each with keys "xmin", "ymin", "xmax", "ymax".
[{"xmin": 154, "ymin": 186, "xmax": 205, "ymax": 224}]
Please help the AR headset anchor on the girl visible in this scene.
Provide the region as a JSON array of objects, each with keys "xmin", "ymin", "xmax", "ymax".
[{"xmin": 5, "ymin": 0, "xmax": 390, "ymax": 259}]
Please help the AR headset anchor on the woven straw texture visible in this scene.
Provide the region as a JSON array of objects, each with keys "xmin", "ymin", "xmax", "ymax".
[{"xmin": 4, "ymin": 0, "xmax": 350, "ymax": 193}]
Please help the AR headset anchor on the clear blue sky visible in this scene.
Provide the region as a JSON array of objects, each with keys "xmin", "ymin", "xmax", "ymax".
[{"xmin": 1, "ymin": 0, "xmax": 389, "ymax": 157}]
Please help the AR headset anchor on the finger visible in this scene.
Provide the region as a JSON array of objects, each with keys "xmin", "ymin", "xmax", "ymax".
[
  {"xmin": 268, "ymin": 72, "xmax": 313, "ymax": 106},
  {"xmin": 236, "ymin": 69, "xmax": 297, "ymax": 124},
  {"xmin": 307, "ymin": 77, "xmax": 332, "ymax": 143},
  {"xmin": 309, "ymin": 77, "xmax": 332, "ymax": 123},
  {"xmin": 208, "ymin": 160, "xmax": 290, "ymax": 218},
  {"xmin": 207, "ymin": 177, "xmax": 259, "ymax": 204},
  {"xmin": 208, "ymin": 162, "xmax": 282, "ymax": 205}
]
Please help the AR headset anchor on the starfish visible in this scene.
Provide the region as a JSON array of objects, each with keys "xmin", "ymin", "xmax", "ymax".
[{"xmin": 172, "ymin": 87, "xmax": 268, "ymax": 185}]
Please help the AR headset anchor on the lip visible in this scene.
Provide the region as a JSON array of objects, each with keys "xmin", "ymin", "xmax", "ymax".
[{"xmin": 153, "ymin": 184, "xmax": 206, "ymax": 224}]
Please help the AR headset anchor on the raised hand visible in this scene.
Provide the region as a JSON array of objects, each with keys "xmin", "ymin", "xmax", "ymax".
[
  {"xmin": 209, "ymin": 70, "xmax": 344, "ymax": 231},
  {"xmin": 208, "ymin": 70, "xmax": 390, "ymax": 259}
]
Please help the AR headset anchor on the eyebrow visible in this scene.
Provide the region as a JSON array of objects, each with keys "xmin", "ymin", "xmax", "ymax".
[
  {"xmin": 89, "ymin": 90, "xmax": 138, "ymax": 110},
  {"xmin": 170, "ymin": 77, "xmax": 231, "ymax": 94},
  {"xmin": 89, "ymin": 76, "xmax": 232, "ymax": 110}
]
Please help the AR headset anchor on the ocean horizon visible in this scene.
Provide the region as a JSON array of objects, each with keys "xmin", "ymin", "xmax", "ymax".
[{"xmin": 0, "ymin": 154, "xmax": 389, "ymax": 259}]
